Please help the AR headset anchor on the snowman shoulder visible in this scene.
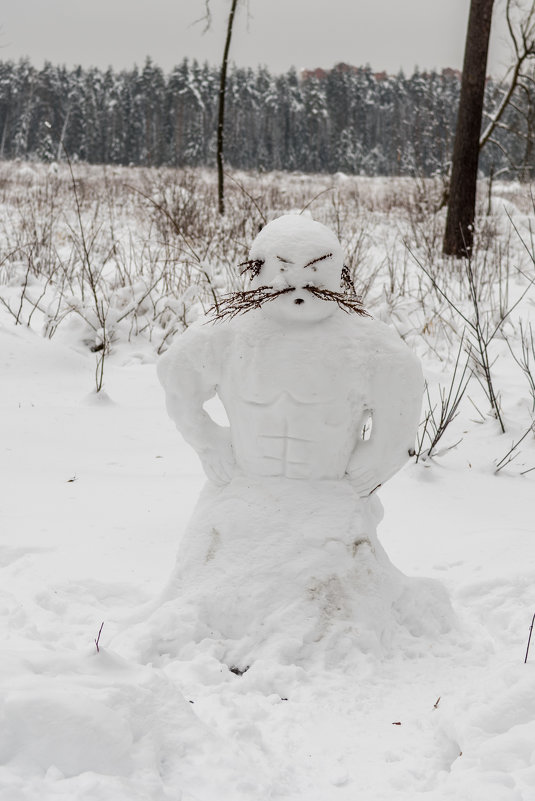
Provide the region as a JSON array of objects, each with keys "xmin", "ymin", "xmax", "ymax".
[
  {"xmin": 349, "ymin": 313, "xmax": 415, "ymax": 355},
  {"xmin": 344, "ymin": 314, "xmax": 423, "ymax": 384},
  {"xmin": 157, "ymin": 317, "xmax": 231, "ymax": 393}
]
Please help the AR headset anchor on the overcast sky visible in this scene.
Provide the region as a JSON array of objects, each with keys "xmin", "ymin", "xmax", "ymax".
[{"xmin": 0, "ymin": 0, "xmax": 517, "ymax": 78}]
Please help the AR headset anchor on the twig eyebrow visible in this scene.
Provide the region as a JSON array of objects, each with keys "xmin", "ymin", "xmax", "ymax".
[
  {"xmin": 276, "ymin": 255, "xmax": 293, "ymax": 264},
  {"xmin": 303, "ymin": 252, "xmax": 333, "ymax": 269}
]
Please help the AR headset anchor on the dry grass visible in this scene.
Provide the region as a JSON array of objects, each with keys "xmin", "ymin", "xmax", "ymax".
[{"xmin": 1, "ymin": 159, "xmax": 534, "ymax": 460}]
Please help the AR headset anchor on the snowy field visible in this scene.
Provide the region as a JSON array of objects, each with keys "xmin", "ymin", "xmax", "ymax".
[{"xmin": 1, "ymin": 162, "xmax": 535, "ymax": 800}]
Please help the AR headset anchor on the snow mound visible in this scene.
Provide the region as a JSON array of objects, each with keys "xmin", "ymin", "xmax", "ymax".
[
  {"xmin": 0, "ymin": 649, "xmax": 268, "ymax": 800},
  {"xmin": 0, "ymin": 687, "xmax": 134, "ymax": 777},
  {"xmin": 116, "ymin": 477, "xmax": 453, "ymax": 671}
]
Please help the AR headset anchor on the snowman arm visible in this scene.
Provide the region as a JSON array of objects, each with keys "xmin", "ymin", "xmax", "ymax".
[
  {"xmin": 347, "ymin": 338, "xmax": 423, "ymax": 494},
  {"xmin": 157, "ymin": 325, "xmax": 231, "ymax": 458}
]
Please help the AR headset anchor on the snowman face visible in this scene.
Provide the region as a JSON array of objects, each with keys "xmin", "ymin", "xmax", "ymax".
[{"xmin": 248, "ymin": 216, "xmax": 344, "ymax": 323}]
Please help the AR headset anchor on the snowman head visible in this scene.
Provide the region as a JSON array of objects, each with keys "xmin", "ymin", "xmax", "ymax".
[
  {"xmin": 209, "ymin": 215, "xmax": 368, "ymax": 325},
  {"xmin": 246, "ymin": 215, "xmax": 345, "ymax": 322}
]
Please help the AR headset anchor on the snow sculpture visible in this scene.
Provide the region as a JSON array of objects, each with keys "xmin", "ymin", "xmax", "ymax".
[{"xmin": 156, "ymin": 215, "xmax": 451, "ymax": 668}]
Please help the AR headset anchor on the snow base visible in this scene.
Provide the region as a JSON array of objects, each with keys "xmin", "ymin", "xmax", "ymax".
[{"xmin": 118, "ymin": 477, "xmax": 453, "ymax": 670}]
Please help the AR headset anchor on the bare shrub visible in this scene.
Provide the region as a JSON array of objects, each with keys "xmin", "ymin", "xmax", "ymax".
[{"xmin": 0, "ymin": 159, "xmax": 534, "ymax": 463}]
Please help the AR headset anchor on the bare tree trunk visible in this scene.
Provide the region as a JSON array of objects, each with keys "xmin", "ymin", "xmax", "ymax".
[
  {"xmin": 217, "ymin": 0, "xmax": 238, "ymax": 216},
  {"xmin": 523, "ymin": 88, "xmax": 535, "ymax": 179},
  {"xmin": 57, "ymin": 107, "xmax": 71, "ymax": 161},
  {"xmin": 0, "ymin": 116, "xmax": 8, "ymax": 159},
  {"xmin": 443, "ymin": 0, "xmax": 494, "ymax": 257}
]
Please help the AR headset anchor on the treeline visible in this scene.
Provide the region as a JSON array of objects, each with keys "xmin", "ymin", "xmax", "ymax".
[{"xmin": 0, "ymin": 58, "xmax": 530, "ymax": 177}]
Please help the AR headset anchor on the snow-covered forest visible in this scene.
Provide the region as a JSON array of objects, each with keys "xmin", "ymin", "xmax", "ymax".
[
  {"xmin": 0, "ymin": 58, "xmax": 533, "ymax": 176},
  {"xmin": 1, "ymin": 157, "xmax": 535, "ymax": 798}
]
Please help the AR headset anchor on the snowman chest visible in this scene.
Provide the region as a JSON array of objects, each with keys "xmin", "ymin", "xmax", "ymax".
[
  {"xmin": 222, "ymin": 332, "xmax": 348, "ymax": 405},
  {"xmin": 217, "ymin": 328, "xmax": 369, "ymax": 479}
]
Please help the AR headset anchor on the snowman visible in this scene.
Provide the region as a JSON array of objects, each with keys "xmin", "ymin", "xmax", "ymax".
[{"xmin": 156, "ymin": 215, "xmax": 451, "ymax": 668}]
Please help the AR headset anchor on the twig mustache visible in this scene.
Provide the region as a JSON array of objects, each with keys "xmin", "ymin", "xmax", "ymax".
[{"xmin": 208, "ymin": 284, "xmax": 369, "ymax": 322}]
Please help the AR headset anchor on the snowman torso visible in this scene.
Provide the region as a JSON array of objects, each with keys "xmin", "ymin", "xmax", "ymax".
[{"xmin": 217, "ymin": 314, "xmax": 369, "ymax": 480}]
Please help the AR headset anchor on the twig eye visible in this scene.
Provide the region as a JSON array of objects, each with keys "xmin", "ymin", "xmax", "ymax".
[
  {"xmin": 276, "ymin": 256, "xmax": 291, "ymax": 271},
  {"xmin": 239, "ymin": 258, "xmax": 264, "ymax": 281},
  {"xmin": 341, "ymin": 264, "xmax": 355, "ymax": 293}
]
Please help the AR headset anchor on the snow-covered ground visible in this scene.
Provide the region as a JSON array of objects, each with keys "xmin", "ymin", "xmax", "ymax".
[{"xmin": 1, "ymin": 164, "xmax": 534, "ymax": 800}]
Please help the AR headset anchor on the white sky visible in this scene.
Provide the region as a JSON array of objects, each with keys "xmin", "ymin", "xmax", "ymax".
[{"xmin": 0, "ymin": 0, "xmax": 517, "ymax": 78}]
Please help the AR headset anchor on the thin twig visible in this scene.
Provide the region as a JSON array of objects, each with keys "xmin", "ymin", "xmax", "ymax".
[
  {"xmin": 525, "ymin": 613, "xmax": 535, "ymax": 663},
  {"xmin": 300, "ymin": 187, "xmax": 334, "ymax": 214},
  {"xmin": 126, "ymin": 183, "xmax": 202, "ymax": 264},
  {"xmin": 494, "ymin": 423, "xmax": 535, "ymax": 472},
  {"xmin": 95, "ymin": 621, "xmax": 104, "ymax": 653},
  {"xmin": 224, "ymin": 171, "xmax": 267, "ymax": 224}
]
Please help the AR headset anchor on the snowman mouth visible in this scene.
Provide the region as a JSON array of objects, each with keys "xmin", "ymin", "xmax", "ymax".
[{"xmin": 209, "ymin": 285, "xmax": 369, "ymax": 322}]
